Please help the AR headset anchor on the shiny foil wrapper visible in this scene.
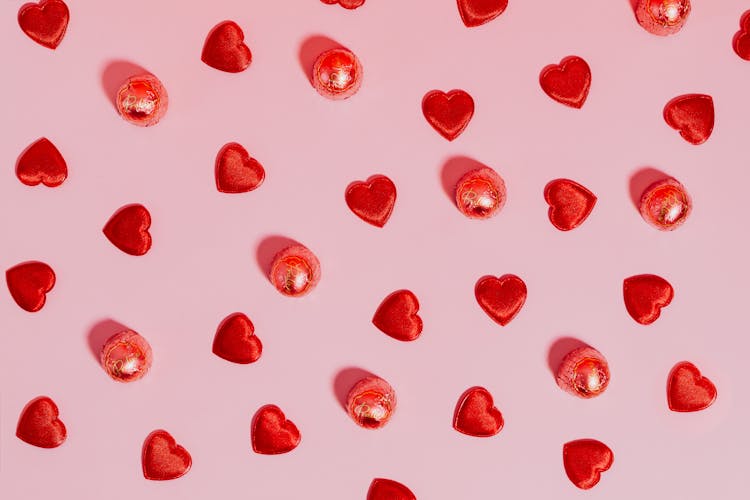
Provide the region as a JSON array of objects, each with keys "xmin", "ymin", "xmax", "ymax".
[
  {"xmin": 556, "ymin": 346, "xmax": 610, "ymax": 399},
  {"xmin": 269, "ymin": 245, "xmax": 321, "ymax": 297},
  {"xmin": 116, "ymin": 74, "xmax": 168, "ymax": 126},
  {"xmin": 639, "ymin": 177, "xmax": 692, "ymax": 231},
  {"xmin": 455, "ymin": 167, "xmax": 507, "ymax": 219},
  {"xmin": 635, "ymin": 0, "xmax": 691, "ymax": 36},
  {"xmin": 346, "ymin": 376, "xmax": 397, "ymax": 429},
  {"xmin": 100, "ymin": 330, "xmax": 153, "ymax": 383},
  {"xmin": 312, "ymin": 48, "xmax": 363, "ymax": 100}
]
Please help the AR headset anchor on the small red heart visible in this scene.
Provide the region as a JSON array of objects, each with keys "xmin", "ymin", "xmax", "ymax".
[
  {"xmin": 475, "ymin": 274, "xmax": 527, "ymax": 326},
  {"xmin": 201, "ymin": 21, "xmax": 252, "ymax": 73},
  {"xmin": 367, "ymin": 478, "xmax": 416, "ymax": 500},
  {"xmin": 453, "ymin": 386, "xmax": 504, "ymax": 437},
  {"xmin": 18, "ymin": 0, "xmax": 69, "ymax": 50},
  {"xmin": 733, "ymin": 11, "xmax": 750, "ymax": 60},
  {"xmin": 623, "ymin": 274, "xmax": 673, "ymax": 325},
  {"xmin": 563, "ymin": 439, "xmax": 613, "ymax": 490},
  {"xmin": 422, "ymin": 89, "xmax": 475, "ymax": 141},
  {"xmin": 16, "ymin": 396, "xmax": 66, "ymax": 448},
  {"xmin": 103, "ymin": 204, "xmax": 152, "ymax": 256},
  {"xmin": 142, "ymin": 430, "xmax": 192, "ymax": 480},
  {"xmin": 663, "ymin": 94, "xmax": 714, "ymax": 145},
  {"xmin": 321, "ymin": 0, "xmax": 365, "ymax": 9},
  {"xmin": 212, "ymin": 313, "xmax": 262, "ymax": 364},
  {"xmin": 16, "ymin": 137, "xmax": 68, "ymax": 187},
  {"xmin": 6, "ymin": 261, "xmax": 55, "ymax": 312},
  {"xmin": 345, "ymin": 175, "xmax": 397, "ymax": 227},
  {"xmin": 215, "ymin": 142, "xmax": 265, "ymax": 193},
  {"xmin": 540, "ymin": 56, "xmax": 591, "ymax": 109},
  {"xmin": 372, "ymin": 290, "xmax": 423, "ymax": 342},
  {"xmin": 544, "ymin": 179, "xmax": 597, "ymax": 231},
  {"xmin": 667, "ymin": 361, "xmax": 717, "ymax": 412},
  {"xmin": 252, "ymin": 405, "xmax": 301, "ymax": 455},
  {"xmin": 457, "ymin": 0, "xmax": 508, "ymax": 27}
]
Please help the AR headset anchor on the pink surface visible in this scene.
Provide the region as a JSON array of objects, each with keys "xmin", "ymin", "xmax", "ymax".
[{"xmin": 1, "ymin": 1, "xmax": 748, "ymax": 498}]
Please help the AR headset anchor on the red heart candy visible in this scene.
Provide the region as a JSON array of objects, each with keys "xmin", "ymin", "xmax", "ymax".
[
  {"xmin": 422, "ymin": 90, "xmax": 475, "ymax": 141},
  {"xmin": 475, "ymin": 274, "xmax": 527, "ymax": 326},
  {"xmin": 215, "ymin": 142, "xmax": 265, "ymax": 193},
  {"xmin": 457, "ymin": 0, "xmax": 508, "ymax": 27},
  {"xmin": 252, "ymin": 405, "xmax": 301, "ymax": 455},
  {"xmin": 667, "ymin": 361, "xmax": 717, "ymax": 412},
  {"xmin": 18, "ymin": 0, "xmax": 69, "ymax": 50},
  {"xmin": 663, "ymin": 94, "xmax": 714, "ymax": 145},
  {"xmin": 16, "ymin": 396, "xmax": 66, "ymax": 448},
  {"xmin": 367, "ymin": 478, "xmax": 416, "ymax": 500},
  {"xmin": 212, "ymin": 313, "xmax": 262, "ymax": 364},
  {"xmin": 142, "ymin": 430, "xmax": 192, "ymax": 480},
  {"xmin": 563, "ymin": 439, "xmax": 613, "ymax": 490},
  {"xmin": 345, "ymin": 175, "xmax": 397, "ymax": 227},
  {"xmin": 321, "ymin": 0, "xmax": 365, "ymax": 9},
  {"xmin": 540, "ymin": 56, "xmax": 591, "ymax": 109},
  {"xmin": 16, "ymin": 138, "xmax": 68, "ymax": 187},
  {"xmin": 453, "ymin": 387, "xmax": 504, "ymax": 437},
  {"xmin": 201, "ymin": 21, "xmax": 252, "ymax": 73},
  {"xmin": 372, "ymin": 290, "xmax": 423, "ymax": 342},
  {"xmin": 544, "ymin": 179, "xmax": 597, "ymax": 231},
  {"xmin": 734, "ymin": 12, "xmax": 750, "ymax": 60},
  {"xmin": 103, "ymin": 204, "xmax": 152, "ymax": 256},
  {"xmin": 6, "ymin": 261, "xmax": 55, "ymax": 312},
  {"xmin": 623, "ymin": 274, "xmax": 673, "ymax": 325}
]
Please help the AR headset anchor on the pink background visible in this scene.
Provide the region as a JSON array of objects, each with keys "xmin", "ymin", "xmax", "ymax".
[{"xmin": 1, "ymin": 1, "xmax": 748, "ymax": 498}]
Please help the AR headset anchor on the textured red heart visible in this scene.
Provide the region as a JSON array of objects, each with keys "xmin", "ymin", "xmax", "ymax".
[
  {"xmin": 733, "ymin": 11, "xmax": 750, "ymax": 60},
  {"xmin": 252, "ymin": 405, "xmax": 301, "ymax": 454},
  {"xmin": 422, "ymin": 89, "xmax": 475, "ymax": 141},
  {"xmin": 321, "ymin": 0, "xmax": 365, "ymax": 9},
  {"xmin": 18, "ymin": 0, "xmax": 69, "ymax": 50},
  {"xmin": 453, "ymin": 386, "xmax": 504, "ymax": 437},
  {"xmin": 16, "ymin": 137, "xmax": 68, "ymax": 187},
  {"xmin": 202, "ymin": 21, "xmax": 252, "ymax": 73},
  {"xmin": 663, "ymin": 94, "xmax": 714, "ymax": 145},
  {"xmin": 475, "ymin": 274, "xmax": 527, "ymax": 326},
  {"xmin": 212, "ymin": 313, "xmax": 262, "ymax": 364},
  {"xmin": 372, "ymin": 290, "xmax": 423, "ymax": 341},
  {"xmin": 563, "ymin": 439, "xmax": 613, "ymax": 490},
  {"xmin": 544, "ymin": 179, "xmax": 597, "ymax": 231},
  {"xmin": 540, "ymin": 56, "xmax": 591, "ymax": 109},
  {"xmin": 103, "ymin": 204, "xmax": 152, "ymax": 256},
  {"xmin": 667, "ymin": 361, "xmax": 717, "ymax": 412},
  {"xmin": 6, "ymin": 261, "xmax": 55, "ymax": 312},
  {"xmin": 142, "ymin": 430, "xmax": 192, "ymax": 480},
  {"xmin": 367, "ymin": 478, "xmax": 416, "ymax": 500},
  {"xmin": 345, "ymin": 175, "xmax": 397, "ymax": 227},
  {"xmin": 623, "ymin": 274, "xmax": 673, "ymax": 325},
  {"xmin": 457, "ymin": 0, "xmax": 508, "ymax": 27},
  {"xmin": 215, "ymin": 142, "xmax": 265, "ymax": 193},
  {"xmin": 16, "ymin": 396, "xmax": 66, "ymax": 448}
]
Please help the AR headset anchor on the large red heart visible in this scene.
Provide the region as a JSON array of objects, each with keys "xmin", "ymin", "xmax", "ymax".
[
  {"xmin": 372, "ymin": 290, "xmax": 423, "ymax": 341},
  {"xmin": 457, "ymin": 0, "xmax": 508, "ymax": 27},
  {"xmin": 16, "ymin": 137, "xmax": 67, "ymax": 187},
  {"xmin": 539, "ymin": 56, "xmax": 591, "ymax": 109},
  {"xmin": 663, "ymin": 94, "xmax": 714, "ymax": 145},
  {"xmin": 345, "ymin": 175, "xmax": 397, "ymax": 227},
  {"xmin": 475, "ymin": 274, "xmax": 526, "ymax": 326},
  {"xmin": 252, "ymin": 405, "xmax": 301, "ymax": 454},
  {"xmin": 733, "ymin": 11, "xmax": 750, "ymax": 60},
  {"xmin": 215, "ymin": 142, "xmax": 265, "ymax": 193},
  {"xmin": 321, "ymin": 0, "xmax": 365, "ymax": 9},
  {"xmin": 367, "ymin": 478, "xmax": 416, "ymax": 500},
  {"xmin": 623, "ymin": 274, "xmax": 673, "ymax": 325},
  {"xmin": 212, "ymin": 313, "xmax": 262, "ymax": 364},
  {"xmin": 6, "ymin": 261, "xmax": 55, "ymax": 312},
  {"xmin": 142, "ymin": 430, "xmax": 192, "ymax": 480},
  {"xmin": 667, "ymin": 361, "xmax": 717, "ymax": 412},
  {"xmin": 18, "ymin": 0, "xmax": 69, "ymax": 50},
  {"xmin": 453, "ymin": 386, "xmax": 504, "ymax": 437},
  {"xmin": 103, "ymin": 204, "xmax": 152, "ymax": 256},
  {"xmin": 201, "ymin": 21, "xmax": 252, "ymax": 73},
  {"xmin": 563, "ymin": 439, "xmax": 613, "ymax": 490},
  {"xmin": 544, "ymin": 179, "xmax": 597, "ymax": 231},
  {"xmin": 422, "ymin": 89, "xmax": 475, "ymax": 141},
  {"xmin": 16, "ymin": 396, "xmax": 66, "ymax": 448}
]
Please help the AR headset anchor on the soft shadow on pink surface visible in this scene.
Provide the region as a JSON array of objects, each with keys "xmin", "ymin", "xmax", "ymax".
[
  {"xmin": 298, "ymin": 35, "xmax": 344, "ymax": 85},
  {"xmin": 255, "ymin": 235, "xmax": 301, "ymax": 277},
  {"xmin": 440, "ymin": 156, "xmax": 487, "ymax": 207},
  {"xmin": 547, "ymin": 337, "xmax": 590, "ymax": 378},
  {"xmin": 628, "ymin": 167, "xmax": 669, "ymax": 210},
  {"xmin": 87, "ymin": 319, "xmax": 130, "ymax": 363},
  {"xmin": 332, "ymin": 367, "xmax": 376, "ymax": 411},
  {"xmin": 627, "ymin": 0, "xmax": 639, "ymax": 14},
  {"xmin": 101, "ymin": 60, "xmax": 149, "ymax": 109}
]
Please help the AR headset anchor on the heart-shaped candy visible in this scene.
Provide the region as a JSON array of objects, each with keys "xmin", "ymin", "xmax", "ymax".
[
  {"xmin": 103, "ymin": 204, "xmax": 152, "ymax": 256},
  {"xmin": 372, "ymin": 290, "xmax": 423, "ymax": 341},
  {"xmin": 544, "ymin": 179, "xmax": 597, "ymax": 231},
  {"xmin": 321, "ymin": 0, "xmax": 365, "ymax": 9},
  {"xmin": 540, "ymin": 56, "xmax": 591, "ymax": 109},
  {"xmin": 16, "ymin": 138, "xmax": 67, "ymax": 187},
  {"xmin": 422, "ymin": 89, "xmax": 475, "ymax": 141},
  {"xmin": 16, "ymin": 396, "xmax": 67, "ymax": 448},
  {"xmin": 142, "ymin": 430, "xmax": 192, "ymax": 480},
  {"xmin": 345, "ymin": 175, "xmax": 396, "ymax": 227},
  {"xmin": 367, "ymin": 478, "xmax": 416, "ymax": 500},
  {"xmin": 457, "ymin": 0, "xmax": 508, "ymax": 27},
  {"xmin": 202, "ymin": 21, "xmax": 252, "ymax": 73},
  {"xmin": 475, "ymin": 274, "xmax": 526, "ymax": 326},
  {"xmin": 453, "ymin": 386, "xmax": 504, "ymax": 437},
  {"xmin": 734, "ymin": 12, "xmax": 750, "ymax": 60},
  {"xmin": 252, "ymin": 405, "xmax": 301, "ymax": 454},
  {"xmin": 663, "ymin": 94, "xmax": 714, "ymax": 145},
  {"xmin": 215, "ymin": 142, "xmax": 265, "ymax": 193},
  {"xmin": 563, "ymin": 439, "xmax": 613, "ymax": 489},
  {"xmin": 212, "ymin": 313, "xmax": 262, "ymax": 364},
  {"xmin": 623, "ymin": 274, "xmax": 673, "ymax": 325},
  {"xmin": 18, "ymin": 0, "xmax": 69, "ymax": 49},
  {"xmin": 6, "ymin": 261, "xmax": 55, "ymax": 312},
  {"xmin": 667, "ymin": 361, "xmax": 717, "ymax": 412}
]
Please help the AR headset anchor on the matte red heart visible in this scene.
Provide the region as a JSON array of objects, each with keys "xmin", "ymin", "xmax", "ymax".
[
  {"xmin": 202, "ymin": 21, "xmax": 252, "ymax": 73},
  {"xmin": 6, "ymin": 261, "xmax": 55, "ymax": 312},
  {"xmin": 457, "ymin": 0, "xmax": 508, "ymax": 27},
  {"xmin": 623, "ymin": 274, "xmax": 673, "ymax": 325},
  {"xmin": 215, "ymin": 142, "xmax": 265, "ymax": 193},
  {"xmin": 540, "ymin": 56, "xmax": 591, "ymax": 109},
  {"xmin": 16, "ymin": 137, "xmax": 67, "ymax": 187},
  {"xmin": 453, "ymin": 387, "xmax": 504, "ymax": 437},
  {"xmin": 563, "ymin": 439, "xmax": 613, "ymax": 490},
  {"xmin": 372, "ymin": 290, "xmax": 423, "ymax": 341},
  {"xmin": 345, "ymin": 175, "xmax": 397, "ymax": 227},
  {"xmin": 733, "ymin": 11, "xmax": 750, "ymax": 60},
  {"xmin": 18, "ymin": 0, "xmax": 69, "ymax": 50},
  {"xmin": 663, "ymin": 94, "xmax": 714, "ymax": 145},
  {"xmin": 142, "ymin": 430, "xmax": 192, "ymax": 480},
  {"xmin": 422, "ymin": 89, "xmax": 475, "ymax": 141},
  {"xmin": 103, "ymin": 204, "xmax": 152, "ymax": 256},
  {"xmin": 212, "ymin": 313, "xmax": 262, "ymax": 364},
  {"xmin": 475, "ymin": 274, "xmax": 527, "ymax": 326},
  {"xmin": 367, "ymin": 478, "xmax": 416, "ymax": 500},
  {"xmin": 16, "ymin": 396, "xmax": 66, "ymax": 448},
  {"xmin": 667, "ymin": 361, "xmax": 717, "ymax": 412},
  {"xmin": 321, "ymin": 0, "xmax": 365, "ymax": 9},
  {"xmin": 252, "ymin": 405, "xmax": 301, "ymax": 454},
  {"xmin": 544, "ymin": 179, "xmax": 597, "ymax": 231}
]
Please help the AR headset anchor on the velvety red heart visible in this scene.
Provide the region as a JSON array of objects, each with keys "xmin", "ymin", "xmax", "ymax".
[
  {"xmin": 453, "ymin": 386, "xmax": 504, "ymax": 437},
  {"xmin": 563, "ymin": 439, "xmax": 613, "ymax": 490},
  {"xmin": 215, "ymin": 142, "xmax": 265, "ymax": 193},
  {"xmin": 667, "ymin": 361, "xmax": 717, "ymax": 412},
  {"xmin": 18, "ymin": 0, "xmax": 69, "ymax": 50},
  {"xmin": 540, "ymin": 56, "xmax": 591, "ymax": 109},
  {"xmin": 663, "ymin": 94, "xmax": 714, "ymax": 145},
  {"xmin": 103, "ymin": 204, "xmax": 152, "ymax": 256},
  {"xmin": 252, "ymin": 405, "xmax": 301, "ymax": 455},
  {"xmin": 623, "ymin": 274, "xmax": 673, "ymax": 325},
  {"xmin": 16, "ymin": 396, "xmax": 66, "ymax": 448},
  {"xmin": 733, "ymin": 11, "xmax": 750, "ymax": 60},
  {"xmin": 457, "ymin": 0, "xmax": 508, "ymax": 27},
  {"xmin": 16, "ymin": 137, "xmax": 68, "ymax": 187},
  {"xmin": 345, "ymin": 175, "xmax": 397, "ymax": 227},
  {"xmin": 142, "ymin": 430, "xmax": 192, "ymax": 480},
  {"xmin": 372, "ymin": 290, "xmax": 423, "ymax": 341},
  {"xmin": 544, "ymin": 179, "xmax": 597, "ymax": 231},
  {"xmin": 367, "ymin": 478, "xmax": 416, "ymax": 500},
  {"xmin": 422, "ymin": 89, "xmax": 475, "ymax": 141},
  {"xmin": 6, "ymin": 261, "xmax": 55, "ymax": 312},
  {"xmin": 475, "ymin": 274, "xmax": 526, "ymax": 326},
  {"xmin": 202, "ymin": 21, "xmax": 252, "ymax": 73},
  {"xmin": 321, "ymin": 0, "xmax": 365, "ymax": 9},
  {"xmin": 212, "ymin": 313, "xmax": 262, "ymax": 364}
]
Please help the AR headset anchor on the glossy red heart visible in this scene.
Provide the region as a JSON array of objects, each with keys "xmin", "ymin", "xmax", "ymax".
[
  {"xmin": 103, "ymin": 204, "xmax": 152, "ymax": 256},
  {"xmin": 667, "ymin": 361, "xmax": 717, "ymax": 412},
  {"xmin": 252, "ymin": 405, "xmax": 301, "ymax": 454},
  {"xmin": 367, "ymin": 478, "xmax": 416, "ymax": 500},
  {"xmin": 540, "ymin": 56, "xmax": 591, "ymax": 109},
  {"xmin": 563, "ymin": 439, "xmax": 613, "ymax": 490},
  {"xmin": 544, "ymin": 179, "xmax": 597, "ymax": 231},
  {"xmin": 212, "ymin": 313, "xmax": 262, "ymax": 364},
  {"xmin": 663, "ymin": 94, "xmax": 714, "ymax": 145},
  {"xmin": 142, "ymin": 430, "xmax": 192, "ymax": 480},
  {"xmin": 215, "ymin": 142, "xmax": 265, "ymax": 193},
  {"xmin": 422, "ymin": 89, "xmax": 475, "ymax": 141},
  {"xmin": 623, "ymin": 274, "xmax": 673, "ymax": 325},
  {"xmin": 372, "ymin": 290, "xmax": 423, "ymax": 341},
  {"xmin": 453, "ymin": 387, "xmax": 504, "ymax": 437},
  {"xmin": 457, "ymin": 0, "xmax": 508, "ymax": 27},
  {"xmin": 18, "ymin": 0, "xmax": 69, "ymax": 50},
  {"xmin": 16, "ymin": 396, "xmax": 66, "ymax": 448},
  {"xmin": 16, "ymin": 137, "xmax": 67, "ymax": 187},
  {"xmin": 6, "ymin": 261, "xmax": 55, "ymax": 312},
  {"xmin": 345, "ymin": 175, "xmax": 397, "ymax": 227},
  {"xmin": 733, "ymin": 11, "xmax": 750, "ymax": 60},
  {"xmin": 475, "ymin": 274, "xmax": 527, "ymax": 326},
  {"xmin": 321, "ymin": 0, "xmax": 365, "ymax": 9},
  {"xmin": 202, "ymin": 21, "xmax": 252, "ymax": 73}
]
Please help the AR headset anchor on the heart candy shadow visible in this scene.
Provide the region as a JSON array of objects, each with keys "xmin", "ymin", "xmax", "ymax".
[
  {"xmin": 255, "ymin": 235, "xmax": 302, "ymax": 278},
  {"xmin": 547, "ymin": 337, "xmax": 590, "ymax": 379},
  {"xmin": 332, "ymin": 366, "xmax": 376, "ymax": 411},
  {"xmin": 101, "ymin": 60, "xmax": 150, "ymax": 109},
  {"xmin": 628, "ymin": 167, "xmax": 669, "ymax": 210},
  {"xmin": 440, "ymin": 156, "xmax": 489, "ymax": 208},
  {"xmin": 86, "ymin": 319, "xmax": 130, "ymax": 364},
  {"xmin": 298, "ymin": 35, "xmax": 345, "ymax": 85}
]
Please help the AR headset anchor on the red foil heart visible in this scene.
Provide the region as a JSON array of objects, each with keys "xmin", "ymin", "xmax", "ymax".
[
  {"xmin": 252, "ymin": 405, "xmax": 301, "ymax": 454},
  {"xmin": 321, "ymin": 0, "xmax": 365, "ymax": 9},
  {"xmin": 544, "ymin": 179, "xmax": 597, "ymax": 231},
  {"xmin": 142, "ymin": 430, "xmax": 192, "ymax": 480},
  {"xmin": 563, "ymin": 439, "xmax": 613, "ymax": 490},
  {"xmin": 540, "ymin": 56, "xmax": 591, "ymax": 109},
  {"xmin": 457, "ymin": 0, "xmax": 508, "ymax": 27},
  {"xmin": 212, "ymin": 313, "xmax": 262, "ymax": 364},
  {"xmin": 372, "ymin": 290, "xmax": 423, "ymax": 341},
  {"xmin": 16, "ymin": 396, "xmax": 66, "ymax": 448},
  {"xmin": 663, "ymin": 94, "xmax": 714, "ymax": 145},
  {"xmin": 639, "ymin": 177, "xmax": 691, "ymax": 231},
  {"xmin": 18, "ymin": 0, "xmax": 69, "ymax": 49},
  {"xmin": 422, "ymin": 89, "xmax": 475, "ymax": 141},
  {"xmin": 116, "ymin": 74, "xmax": 168, "ymax": 127},
  {"xmin": 100, "ymin": 330, "xmax": 153, "ymax": 383},
  {"xmin": 475, "ymin": 274, "xmax": 526, "ymax": 326},
  {"xmin": 367, "ymin": 478, "xmax": 416, "ymax": 500},
  {"xmin": 623, "ymin": 274, "xmax": 673, "ymax": 325},
  {"xmin": 215, "ymin": 142, "xmax": 265, "ymax": 193},
  {"xmin": 269, "ymin": 244, "xmax": 321, "ymax": 297},
  {"xmin": 16, "ymin": 138, "xmax": 68, "ymax": 187},
  {"xmin": 734, "ymin": 12, "xmax": 750, "ymax": 60},
  {"xmin": 667, "ymin": 361, "xmax": 717, "ymax": 412},
  {"xmin": 556, "ymin": 346, "xmax": 610, "ymax": 399},
  {"xmin": 635, "ymin": 0, "xmax": 690, "ymax": 36},
  {"xmin": 453, "ymin": 387, "xmax": 504, "ymax": 437},
  {"xmin": 346, "ymin": 376, "xmax": 397, "ymax": 429},
  {"xmin": 201, "ymin": 21, "xmax": 252, "ymax": 73},
  {"xmin": 345, "ymin": 175, "xmax": 397, "ymax": 227},
  {"xmin": 103, "ymin": 204, "xmax": 152, "ymax": 256},
  {"xmin": 6, "ymin": 261, "xmax": 55, "ymax": 312}
]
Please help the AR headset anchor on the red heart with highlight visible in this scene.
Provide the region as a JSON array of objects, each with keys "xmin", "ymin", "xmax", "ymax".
[
  {"xmin": 453, "ymin": 386, "xmax": 504, "ymax": 437},
  {"xmin": 18, "ymin": 0, "xmax": 69, "ymax": 50},
  {"xmin": 422, "ymin": 89, "xmax": 475, "ymax": 141},
  {"xmin": 663, "ymin": 94, "xmax": 714, "ymax": 145},
  {"xmin": 475, "ymin": 274, "xmax": 527, "ymax": 326},
  {"xmin": 563, "ymin": 439, "xmax": 613, "ymax": 490},
  {"xmin": 16, "ymin": 137, "xmax": 68, "ymax": 187},
  {"xmin": 733, "ymin": 12, "xmax": 750, "ymax": 60},
  {"xmin": 212, "ymin": 313, "xmax": 262, "ymax": 364},
  {"xmin": 345, "ymin": 175, "xmax": 397, "ymax": 227},
  {"xmin": 623, "ymin": 274, "xmax": 673, "ymax": 325},
  {"xmin": 103, "ymin": 204, "xmax": 152, "ymax": 256},
  {"xmin": 142, "ymin": 430, "xmax": 192, "ymax": 480},
  {"xmin": 16, "ymin": 396, "xmax": 66, "ymax": 448},
  {"xmin": 252, "ymin": 405, "xmax": 301, "ymax": 454},
  {"xmin": 667, "ymin": 361, "xmax": 717, "ymax": 412},
  {"xmin": 321, "ymin": 0, "xmax": 365, "ymax": 9},
  {"xmin": 544, "ymin": 179, "xmax": 597, "ymax": 231},
  {"xmin": 6, "ymin": 261, "xmax": 55, "ymax": 312},
  {"xmin": 367, "ymin": 478, "xmax": 416, "ymax": 500},
  {"xmin": 215, "ymin": 142, "xmax": 265, "ymax": 193},
  {"xmin": 457, "ymin": 0, "xmax": 508, "ymax": 27},
  {"xmin": 372, "ymin": 290, "xmax": 423, "ymax": 341},
  {"xmin": 540, "ymin": 56, "xmax": 591, "ymax": 109},
  {"xmin": 202, "ymin": 21, "xmax": 252, "ymax": 73}
]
